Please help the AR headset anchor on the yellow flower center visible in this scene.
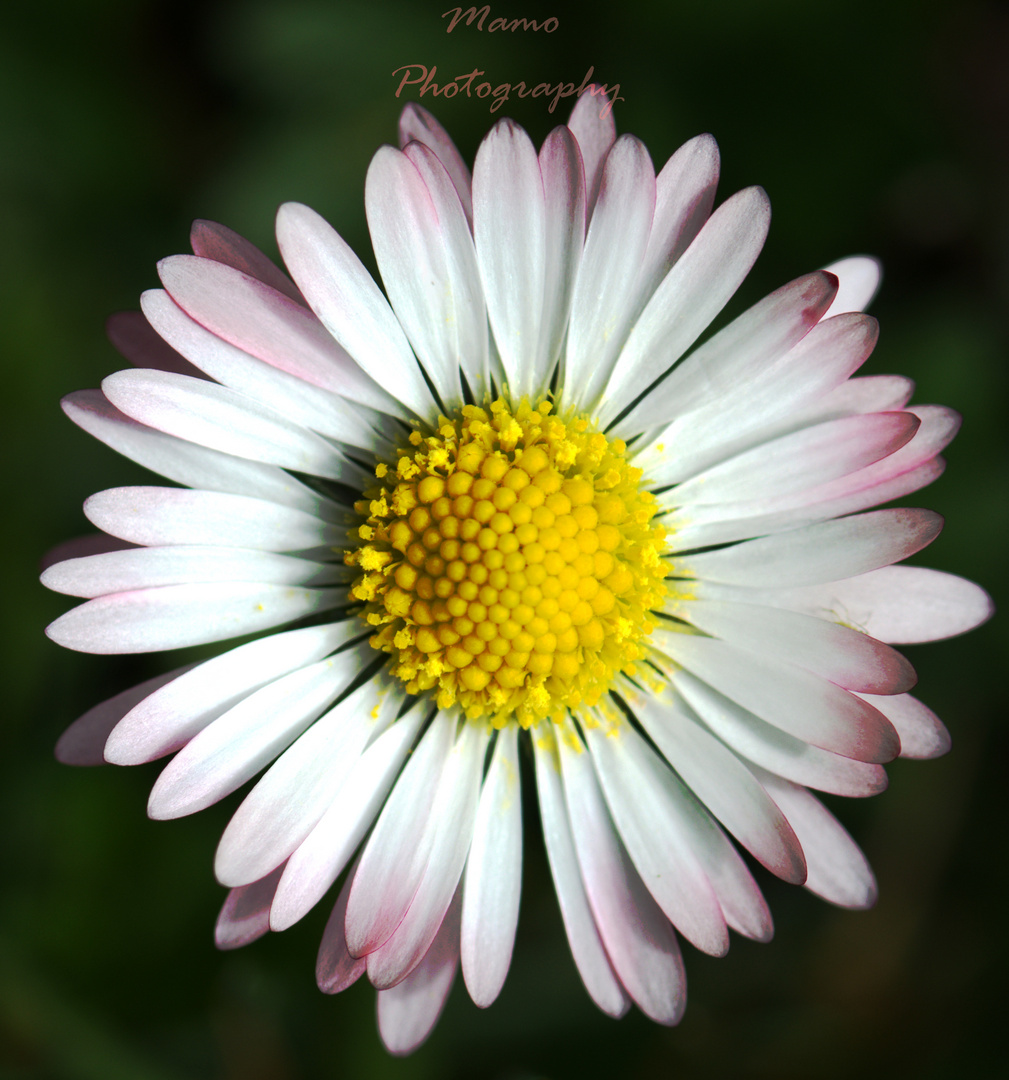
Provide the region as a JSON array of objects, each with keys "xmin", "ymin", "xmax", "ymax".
[{"xmin": 345, "ymin": 399, "xmax": 668, "ymax": 727}]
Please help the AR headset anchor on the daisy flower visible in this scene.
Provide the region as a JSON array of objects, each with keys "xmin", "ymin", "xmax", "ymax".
[{"xmin": 44, "ymin": 93, "xmax": 992, "ymax": 1054}]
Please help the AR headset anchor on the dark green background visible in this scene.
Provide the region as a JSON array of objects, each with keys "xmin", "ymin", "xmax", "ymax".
[{"xmin": 3, "ymin": 1, "xmax": 1006, "ymax": 1077}]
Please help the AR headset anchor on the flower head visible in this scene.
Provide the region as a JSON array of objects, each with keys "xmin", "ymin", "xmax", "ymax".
[{"xmin": 44, "ymin": 94, "xmax": 992, "ymax": 1054}]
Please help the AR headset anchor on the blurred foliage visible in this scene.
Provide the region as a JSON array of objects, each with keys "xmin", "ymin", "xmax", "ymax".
[{"xmin": 1, "ymin": 0, "xmax": 1006, "ymax": 1076}]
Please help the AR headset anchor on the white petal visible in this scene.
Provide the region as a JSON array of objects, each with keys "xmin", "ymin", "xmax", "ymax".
[
  {"xmin": 635, "ymin": 312, "xmax": 878, "ymax": 483},
  {"xmin": 671, "ymin": 667, "xmax": 888, "ymax": 798},
  {"xmin": 654, "ymin": 630, "xmax": 900, "ymax": 763},
  {"xmin": 42, "ymin": 545, "xmax": 344, "ymax": 598},
  {"xmin": 102, "ymin": 368, "xmax": 359, "ymax": 483},
  {"xmin": 106, "ymin": 309, "xmax": 208, "ymax": 379},
  {"xmin": 55, "ymin": 666, "xmax": 193, "ymax": 766},
  {"xmin": 670, "ymin": 599, "xmax": 916, "ymax": 695},
  {"xmin": 680, "ymin": 508, "xmax": 944, "ymax": 587},
  {"xmin": 735, "ymin": 565, "xmax": 993, "ymax": 645},
  {"xmin": 271, "ymin": 705, "xmax": 427, "ymax": 931},
  {"xmin": 141, "ymin": 289, "xmax": 388, "ymax": 451},
  {"xmin": 670, "ymin": 411, "xmax": 919, "ymax": 507},
  {"xmin": 532, "ymin": 731, "xmax": 629, "ymax": 1017},
  {"xmin": 460, "ymin": 726, "xmax": 522, "ymax": 1008},
  {"xmin": 275, "ymin": 201, "xmax": 437, "ymax": 417},
  {"xmin": 83, "ymin": 486, "xmax": 344, "ymax": 551},
  {"xmin": 344, "ymin": 712, "xmax": 455, "ymax": 957},
  {"xmin": 558, "ymin": 727, "xmax": 686, "ymax": 1025},
  {"xmin": 146, "ymin": 643, "xmax": 371, "ymax": 818},
  {"xmin": 316, "ymin": 860, "xmax": 367, "ymax": 994},
  {"xmin": 618, "ymin": 270, "xmax": 836, "ymax": 437},
  {"xmin": 473, "ymin": 119, "xmax": 547, "ymax": 399},
  {"xmin": 854, "ymin": 692, "xmax": 951, "ymax": 760},
  {"xmin": 159, "ymin": 254, "xmax": 400, "ymax": 417},
  {"xmin": 398, "ymin": 103, "xmax": 473, "ymax": 224},
  {"xmin": 631, "ymin": 696, "xmax": 806, "ymax": 884},
  {"xmin": 47, "ymin": 581, "xmax": 344, "ymax": 655},
  {"xmin": 365, "ymin": 722, "xmax": 487, "ymax": 990},
  {"xmin": 367, "ymin": 144, "xmax": 486, "ymax": 405},
  {"xmin": 582, "ymin": 721, "xmax": 732, "ymax": 951},
  {"xmin": 537, "ymin": 126, "xmax": 585, "ymax": 388},
  {"xmin": 190, "ymin": 219, "xmax": 305, "ymax": 304},
  {"xmin": 598, "ymin": 186, "xmax": 771, "ymax": 427},
  {"xmin": 377, "ymin": 889, "xmax": 461, "ymax": 1056},
  {"xmin": 820, "ymin": 255, "xmax": 882, "ymax": 318},
  {"xmin": 62, "ymin": 390, "xmax": 344, "ymax": 521},
  {"xmin": 567, "ymin": 88, "xmax": 616, "ymax": 213},
  {"xmin": 214, "ymin": 680, "xmax": 396, "ymax": 888},
  {"xmin": 564, "ymin": 135, "xmax": 655, "ymax": 409},
  {"xmin": 755, "ymin": 768, "xmax": 877, "ymax": 909},
  {"xmin": 105, "ymin": 621, "xmax": 359, "ymax": 764},
  {"xmin": 214, "ymin": 864, "xmax": 286, "ymax": 951}
]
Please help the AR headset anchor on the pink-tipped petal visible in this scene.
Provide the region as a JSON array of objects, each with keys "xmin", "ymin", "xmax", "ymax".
[
  {"xmin": 460, "ymin": 726, "xmax": 523, "ymax": 1008},
  {"xmin": 215, "ymin": 864, "xmax": 286, "ymax": 950},
  {"xmin": 106, "ymin": 310, "xmax": 208, "ymax": 379},
  {"xmin": 316, "ymin": 860, "xmax": 367, "ymax": 994},
  {"xmin": 190, "ymin": 219, "xmax": 305, "ymax": 304},
  {"xmin": 398, "ymin": 103, "xmax": 473, "ymax": 224},
  {"xmin": 377, "ymin": 889, "xmax": 461, "ymax": 1055},
  {"xmin": 567, "ymin": 87, "xmax": 617, "ymax": 214},
  {"xmin": 532, "ymin": 731, "xmax": 629, "ymax": 1018},
  {"xmin": 54, "ymin": 665, "xmax": 193, "ymax": 766},
  {"xmin": 755, "ymin": 769, "xmax": 878, "ymax": 909}
]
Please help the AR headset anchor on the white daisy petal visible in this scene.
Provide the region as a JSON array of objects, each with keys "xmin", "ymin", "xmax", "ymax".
[
  {"xmin": 754, "ymin": 768, "xmax": 878, "ymax": 909},
  {"xmin": 377, "ymin": 888, "xmax": 461, "ymax": 1056},
  {"xmin": 159, "ymin": 255, "xmax": 400, "ymax": 417},
  {"xmin": 567, "ymin": 88, "xmax": 617, "ymax": 213},
  {"xmin": 630, "ymin": 697, "xmax": 807, "ymax": 884},
  {"xmin": 854, "ymin": 692, "xmax": 951, "ymax": 760},
  {"xmin": 671, "ymin": 668, "xmax": 888, "ymax": 798},
  {"xmin": 275, "ymin": 201, "xmax": 437, "ymax": 417},
  {"xmin": 635, "ymin": 311, "xmax": 879, "ymax": 483},
  {"xmin": 316, "ymin": 858, "xmax": 368, "ymax": 994},
  {"xmin": 146, "ymin": 642, "xmax": 372, "ymax": 818},
  {"xmin": 344, "ymin": 712, "xmax": 455, "ymax": 958},
  {"xmin": 55, "ymin": 665, "xmax": 194, "ymax": 766},
  {"xmin": 46, "ymin": 582, "xmax": 344, "ymax": 656},
  {"xmin": 141, "ymin": 289, "xmax": 388, "ymax": 451},
  {"xmin": 398, "ymin": 103, "xmax": 473, "ymax": 224},
  {"xmin": 679, "ymin": 508, "xmax": 944, "ymax": 586},
  {"xmin": 532, "ymin": 732, "xmax": 630, "ymax": 1018},
  {"xmin": 101, "ymin": 368, "xmax": 362, "ymax": 483},
  {"xmin": 82, "ymin": 486, "xmax": 344, "ymax": 551},
  {"xmin": 558, "ymin": 727, "xmax": 687, "ymax": 1025},
  {"xmin": 537, "ymin": 126, "xmax": 586, "ymax": 388},
  {"xmin": 654, "ymin": 630, "xmax": 900, "ymax": 763},
  {"xmin": 461, "ymin": 726, "xmax": 523, "ymax": 1008},
  {"xmin": 669, "ymin": 411, "xmax": 919, "ymax": 508},
  {"xmin": 820, "ymin": 255, "xmax": 882, "ymax": 318},
  {"xmin": 190, "ymin": 219, "xmax": 305, "ymax": 304},
  {"xmin": 215, "ymin": 680, "xmax": 396, "ymax": 888},
  {"xmin": 473, "ymin": 119, "xmax": 547, "ymax": 399},
  {"xmin": 215, "ymin": 864, "xmax": 286, "ymax": 951},
  {"xmin": 564, "ymin": 134, "xmax": 656, "ymax": 408},
  {"xmin": 582, "ymin": 720, "xmax": 731, "ymax": 952},
  {"xmin": 366, "ymin": 144, "xmax": 485, "ymax": 405},
  {"xmin": 598, "ymin": 185, "xmax": 771, "ymax": 427},
  {"xmin": 62, "ymin": 390, "xmax": 344, "ymax": 521},
  {"xmin": 365, "ymin": 721, "xmax": 487, "ymax": 990},
  {"xmin": 639, "ymin": 134, "xmax": 720, "ymax": 297},
  {"xmin": 106, "ymin": 309, "xmax": 209, "ymax": 380},
  {"xmin": 670, "ymin": 599, "xmax": 916, "ymax": 695},
  {"xmin": 42, "ymin": 545, "xmax": 344, "ymax": 598},
  {"xmin": 618, "ymin": 270, "xmax": 837, "ymax": 437},
  {"xmin": 272, "ymin": 705, "xmax": 427, "ymax": 931},
  {"xmin": 105, "ymin": 621, "xmax": 360, "ymax": 765},
  {"xmin": 725, "ymin": 565, "xmax": 993, "ymax": 645}
]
